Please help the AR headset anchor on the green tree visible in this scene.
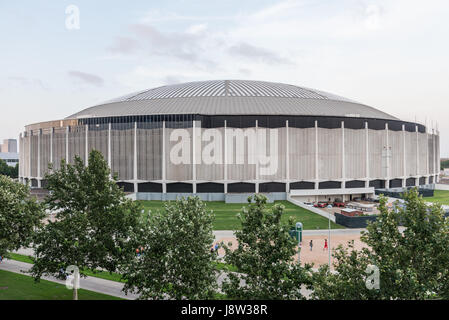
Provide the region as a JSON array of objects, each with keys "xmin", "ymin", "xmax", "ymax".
[
  {"xmin": 311, "ymin": 189, "xmax": 449, "ymax": 300},
  {"xmin": 222, "ymin": 194, "xmax": 312, "ymax": 300},
  {"xmin": 122, "ymin": 196, "xmax": 217, "ymax": 300},
  {"xmin": 0, "ymin": 160, "xmax": 18, "ymax": 178},
  {"xmin": 30, "ymin": 150, "xmax": 144, "ymax": 300},
  {"xmin": 0, "ymin": 175, "xmax": 44, "ymax": 257}
]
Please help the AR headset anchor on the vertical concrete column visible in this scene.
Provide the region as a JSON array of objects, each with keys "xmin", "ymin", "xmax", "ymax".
[
  {"xmin": 365, "ymin": 122, "xmax": 370, "ymax": 188},
  {"xmin": 416, "ymin": 126, "xmax": 420, "ymax": 186},
  {"xmin": 65, "ymin": 127, "xmax": 69, "ymax": 163},
  {"xmin": 108, "ymin": 123, "xmax": 112, "ymax": 169},
  {"xmin": 192, "ymin": 120, "xmax": 197, "ymax": 194},
  {"xmin": 50, "ymin": 128, "xmax": 54, "ymax": 166},
  {"xmin": 162, "ymin": 121, "xmax": 167, "ymax": 194},
  {"xmin": 385, "ymin": 123, "xmax": 390, "ymax": 188},
  {"xmin": 286, "ymin": 120, "xmax": 290, "ymax": 194},
  {"xmin": 28, "ymin": 132, "xmax": 32, "ymax": 180},
  {"xmin": 134, "ymin": 122, "xmax": 138, "ymax": 193},
  {"xmin": 85, "ymin": 124, "xmax": 89, "ymax": 167},
  {"xmin": 37, "ymin": 129, "xmax": 41, "ymax": 188},
  {"xmin": 224, "ymin": 120, "xmax": 228, "ymax": 194},
  {"xmin": 341, "ymin": 121, "xmax": 345, "ymax": 189},
  {"xmin": 433, "ymin": 129, "xmax": 437, "ymax": 183},
  {"xmin": 402, "ymin": 124, "xmax": 406, "ymax": 188},
  {"xmin": 315, "ymin": 120, "xmax": 319, "ymax": 190},
  {"xmin": 255, "ymin": 120, "xmax": 259, "ymax": 194},
  {"xmin": 426, "ymin": 128, "xmax": 429, "ymax": 184}
]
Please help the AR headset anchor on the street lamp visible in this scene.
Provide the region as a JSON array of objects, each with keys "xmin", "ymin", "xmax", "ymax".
[
  {"xmin": 328, "ymin": 209, "xmax": 331, "ymax": 268},
  {"xmin": 289, "ymin": 222, "xmax": 303, "ymax": 265}
]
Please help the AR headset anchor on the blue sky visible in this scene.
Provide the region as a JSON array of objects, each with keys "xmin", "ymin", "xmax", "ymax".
[{"xmin": 1, "ymin": 0, "xmax": 449, "ymax": 155}]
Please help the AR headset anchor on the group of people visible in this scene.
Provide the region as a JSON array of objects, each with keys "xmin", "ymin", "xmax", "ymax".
[{"xmin": 308, "ymin": 239, "xmax": 328, "ymax": 251}]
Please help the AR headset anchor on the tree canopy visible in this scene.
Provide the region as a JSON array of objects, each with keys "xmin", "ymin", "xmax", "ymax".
[
  {"xmin": 311, "ymin": 189, "xmax": 449, "ymax": 300},
  {"xmin": 122, "ymin": 196, "xmax": 217, "ymax": 300},
  {"xmin": 222, "ymin": 194, "xmax": 312, "ymax": 300},
  {"xmin": 0, "ymin": 159, "xmax": 18, "ymax": 179},
  {"xmin": 30, "ymin": 150, "xmax": 144, "ymax": 297},
  {"xmin": 0, "ymin": 175, "xmax": 44, "ymax": 257}
]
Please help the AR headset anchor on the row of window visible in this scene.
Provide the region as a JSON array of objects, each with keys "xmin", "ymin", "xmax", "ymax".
[
  {"xmin": 25, "ymin": 177, "xmax": 435, "ymax": 192},
  {"xmin": 77, "ymin": 114, "xmax": 426, "ymax": 132}
]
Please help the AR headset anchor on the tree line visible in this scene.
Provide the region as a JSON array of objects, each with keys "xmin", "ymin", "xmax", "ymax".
[
  {"xmin": 0, "ymin": 159, "xmax": 18, "ymax": 179},
  {"xmin": 1, "ymin": 150, "xmax": 448, "ymax": 300}
]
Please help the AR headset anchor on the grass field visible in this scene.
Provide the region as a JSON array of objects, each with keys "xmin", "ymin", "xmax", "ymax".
[
  {"xmin": 424, "ymin": 190, "xmax": 449, "ymax": 205},
  {"xmin": 0, "ymin": 269, "xmax": 122, "ymax": 300},
  {"xmin": 7, "ymin": 253, "xmax": 125, "ymax": 283},
  {"xmin": 7, "ymin": 253, "xmax": 237, "ymax": 282},
  {"xmin": 139, "ymin": 200, "xmax": 343, "ymax": 230}
]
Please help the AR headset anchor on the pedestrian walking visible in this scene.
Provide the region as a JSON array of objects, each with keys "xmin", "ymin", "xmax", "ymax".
[
  {"xmin": 323, "ymin": 239, "xmax": 328, "ymax": 251},
  {"xmin": 309, "ymin": 240, "xmax": 313, "ymax": 251}
]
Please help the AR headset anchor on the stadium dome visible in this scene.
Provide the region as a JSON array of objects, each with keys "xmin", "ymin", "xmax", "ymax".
[
  {"xmin": 68, "ymin": 80, "xmax": 398, "ymax": 120},
  {"xmin": 20, "ymin": 80, "xmax": 439, "ymax": 203}
]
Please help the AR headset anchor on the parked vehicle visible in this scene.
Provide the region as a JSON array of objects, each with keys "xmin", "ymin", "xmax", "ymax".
[
  {"xmin": 303, "ymin": 202, "xmax": 314, "ymax": 206},
  {"xmin": 333, "ymin": 198, "xmax": 345, "ymax": 207},
  {"xmin": 314, "ymin": 202, "xmax": 328, "ymax": 208}
]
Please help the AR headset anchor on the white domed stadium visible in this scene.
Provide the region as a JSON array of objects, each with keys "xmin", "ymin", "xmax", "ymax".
[{"xmin": 20, "ymin": 80, "xmax": 440, "ymax": 202}]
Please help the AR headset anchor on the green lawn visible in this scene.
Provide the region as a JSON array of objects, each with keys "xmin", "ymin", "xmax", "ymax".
[
  {"xmin": 139, "ymin": 200, "xmax": 343, "ymax": 230},
  {"xmin": 424, "ymin": 190, "xmax": 449, "ymax": 205},
  {"xmin": 0, "ymin": 269, "xmax": 122, "ymax": 300},
  {"xmin": 7, "ymin": 253, "xmax": 125, "ymax": 283}
]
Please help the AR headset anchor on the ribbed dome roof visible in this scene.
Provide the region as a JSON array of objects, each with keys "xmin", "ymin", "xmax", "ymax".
[{"xmin": 67, "ymin": 80, "xmax": 398, "ymax": 120}]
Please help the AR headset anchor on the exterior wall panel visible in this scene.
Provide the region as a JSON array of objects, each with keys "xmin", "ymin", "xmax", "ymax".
[
  {"xmin": 389, "ymin": 130, "xmax": 404, "ymax": 178},
  {"xmin": 289, "ymin": 127, "xmax": 315, "ymax": 181},
  {"xmin": 196, "ymin": 126, "xmax": 224, "ymax": 181},
  {"xmin": 88, "ymin": 124, "xmax": 108, "ymax": 161},
  {"xmin": 137, "ymin": 126, "xmax": 163, "ymax": 181},
  {"xmin": 369, "ymin": 129, "xmax": 387, "ymax": 179},
  {"xmin": 418, "ymin": 133, "xmax": 428, "ymax": 175},
  {"xmin": 111, "ymin": 125, "xmax": 134, "ymax": 180},
  {"xmin": 166, "ymin": 127, "xmax": 193, "ymax": 181},
  {"xmin": 345, "ymin": 128, "xmax": 366, "ymax": 179},
  {"xmin": 405, "ymin": 131, "xmax": 417, "ymax": 177},
  {"xmin": 52, "ymin": 128, "xmax": 66, "ymax": 171},
  {"xmin": 68, "ymin": 126, "xmax": 86, "ymax": 164},
  {"xmin": 318, "ymin": 128, "xmax": 342, "ymax": 180},
  {"xmin": 39, "ymin": 131, "xmax": 51, "ymax": 177}
]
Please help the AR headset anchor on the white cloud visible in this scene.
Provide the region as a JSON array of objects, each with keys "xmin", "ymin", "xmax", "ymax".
[{"xmin": 186, "ymin": 23, "xmax": 208, "ymax": 35}]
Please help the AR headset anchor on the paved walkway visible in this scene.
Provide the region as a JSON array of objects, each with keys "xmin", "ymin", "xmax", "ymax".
[
  {"xmin": 213, "ymin": 228, "xmax": 366, "ymax": 240},
  {"xmin": 0, "ymin": 259, "xmax": 139, "ymax": 300}
]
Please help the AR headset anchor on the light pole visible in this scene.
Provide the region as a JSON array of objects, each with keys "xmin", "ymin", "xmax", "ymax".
[
  {"xmin": 295, "ymin": 222, "xmax": 303, "ymax": 265},
  {"xmin": 328, "ymin": 211, "xmax": 331, "ymax": 268}
]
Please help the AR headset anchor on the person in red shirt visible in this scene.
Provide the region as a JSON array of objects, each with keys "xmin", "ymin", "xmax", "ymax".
[{"xmin": 323, "ymin": 239, "xmax": 328, "ymax": 251}]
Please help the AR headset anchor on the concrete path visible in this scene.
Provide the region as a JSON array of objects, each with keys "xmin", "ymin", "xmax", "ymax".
[
  {"xmin": 0, "ymin": 258, "xmax": 139, "ymax": 300},
  {"xmin": 213, "ymin": 228, "xmax": 366, "ymax": 241}
]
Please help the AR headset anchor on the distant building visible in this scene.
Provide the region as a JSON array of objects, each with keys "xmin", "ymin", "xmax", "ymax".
[
  {"xmin": 0, "ymin": 139, "xmax": 19, "ymax": 167},
  {"xmin": 1, "ymin": 139, "xmax": 18, "ymax": 153},
  {"xmin": 0, "ymin": 152, "xmax": 19, "ymax": 167}
]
